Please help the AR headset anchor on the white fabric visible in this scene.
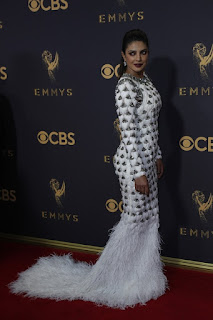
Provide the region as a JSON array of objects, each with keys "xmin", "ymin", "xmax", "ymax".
[{"xmin": 9, "ymin": 216, "xmax": 168, "ymax": 309}]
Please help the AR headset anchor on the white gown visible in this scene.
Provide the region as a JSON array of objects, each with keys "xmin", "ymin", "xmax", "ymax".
[{"xmin": 9, "ymin": 72, "xmax": 169, "ymax": 309}]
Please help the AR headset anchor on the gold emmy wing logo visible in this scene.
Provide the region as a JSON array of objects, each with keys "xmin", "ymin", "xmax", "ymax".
[
  {"xmin": 114, "ymin": 118, "xmax": 121, "ymax": 140},
  {"xmin": 50, "ymin": 179, "xmax": 65, "ymax": 207},
  {"xmin": 192, "ymin": 190, "xmax": 213, "ymax": 222},
  {"xmin": 193, "ymin": 43, "xmax": 213, "ymax": 79},
  {"xmin": 42, "ymin": 50, "xmax": 59, "ymax": 81}
]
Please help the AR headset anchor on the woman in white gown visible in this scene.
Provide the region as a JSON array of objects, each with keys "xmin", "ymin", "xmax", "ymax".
[{"xmin": 9, "ymin": 29, "xmax": 169, "ymax": 309}]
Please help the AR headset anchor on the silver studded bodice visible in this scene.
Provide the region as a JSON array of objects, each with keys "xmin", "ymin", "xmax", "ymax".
[{"xmin": 114, "ymin": 72, "xmax": 162, "ymax": 180}]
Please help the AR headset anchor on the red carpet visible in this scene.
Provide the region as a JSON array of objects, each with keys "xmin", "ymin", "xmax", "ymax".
[{"xmin": 0, "ymin": 240, "xmax": 212, "ymax": 320}]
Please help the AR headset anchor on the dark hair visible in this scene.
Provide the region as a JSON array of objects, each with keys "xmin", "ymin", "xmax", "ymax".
[{"xmin": 118, "ymin": 29, "xmax": 149, "ymax": 78}]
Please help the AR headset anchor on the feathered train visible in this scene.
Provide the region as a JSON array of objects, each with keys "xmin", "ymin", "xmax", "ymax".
[{"xmin": 9, "ymin": 213, "xmax": 168, "ymax": 309}]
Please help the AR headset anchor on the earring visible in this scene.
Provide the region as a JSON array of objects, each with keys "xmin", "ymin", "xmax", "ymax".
[{"xmin": 123, "ymin": 61, "xmax": 127, "ymax": 66}]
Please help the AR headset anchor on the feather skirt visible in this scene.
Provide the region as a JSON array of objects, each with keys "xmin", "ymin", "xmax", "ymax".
[{"xmin": 9, "ymin": 212, "xmax": 168, "ymax": 309}]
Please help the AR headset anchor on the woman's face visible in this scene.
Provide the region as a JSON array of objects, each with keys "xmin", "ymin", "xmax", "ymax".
[{"xmin": 122, "ymin": 41, "xmax": 149, "ymax": 77}]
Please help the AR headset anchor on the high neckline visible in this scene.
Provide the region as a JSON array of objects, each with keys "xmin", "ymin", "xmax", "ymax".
[{"xmin": 122, "ymin": 72, "xmax": 148, "ymax": 83}]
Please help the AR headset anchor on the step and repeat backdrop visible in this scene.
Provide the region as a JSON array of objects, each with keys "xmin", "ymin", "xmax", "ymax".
[{"xmin": 1, "ymin": 0, "xmax": 213, "ymax": 264}]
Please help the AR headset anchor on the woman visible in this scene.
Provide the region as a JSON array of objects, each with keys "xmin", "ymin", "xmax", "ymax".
[{"xmin": 9, "ymin": 29, "xmax": 168, "ymax": 309}]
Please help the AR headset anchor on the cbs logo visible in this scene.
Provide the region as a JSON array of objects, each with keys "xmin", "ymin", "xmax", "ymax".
[
  {"xmin": 0, "ymin": 189, "xmax": 16, "ymax": 202},
  {"xmin": 28, "ymin": 0, "xmax": 68, "ymax": 12},
  {"xmin": 179, "ymin": 136, "xmax": 213, "ymax": 152},
  {"xmin": 101, "ymin": 64, "xmax": 120, "ymax": 79},
  {"xmin": 2, "ymin": 149, "xmax": 15, "ymax": 158},
  {"xmin": 37, "ymin": 131, "xmax": 75, "ymax": 146},
  {"xmin": 105, "ymin": 199, "xmax": 123, "ymax": 213},
  {"xmin": 0, "ymin": 67, "xmax": 7, "ymax": 80}
]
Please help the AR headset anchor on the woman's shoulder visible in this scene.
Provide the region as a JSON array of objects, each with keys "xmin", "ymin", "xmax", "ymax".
[{"xmin": 116, "ymin": 74, "xmax": 137, "ymax": 90}]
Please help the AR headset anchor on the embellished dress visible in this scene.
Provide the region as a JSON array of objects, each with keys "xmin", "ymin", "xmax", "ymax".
[{"xmin": 9, "ymin": 72, "xmax": 168, "ymax": 310}]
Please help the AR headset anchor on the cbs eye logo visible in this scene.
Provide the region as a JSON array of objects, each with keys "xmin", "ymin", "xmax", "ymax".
[
  {"xmin": 28, "ymin": 0, "xmax": 68, "ymax": 12},
  {"xmin": 105, "ymin": 199, "xmax": 123, "ymax": 213},
  {"xmin": 37, "ymin": 131, "xmax": 75, "ymax": 146},
  {"xmin": 101, "ymin": 64, "xmax": 120, "ymax": 79},
  {"xmin": 179, "ymin": 136, "xmax": 213, "ymax": 152},
  {"xmin": 179, "ymin": 136, "xmax": 194, "ymax": 151},
  {"xmin": 28, "ymin": 0, "xmax": 40, "ymax": 12}
]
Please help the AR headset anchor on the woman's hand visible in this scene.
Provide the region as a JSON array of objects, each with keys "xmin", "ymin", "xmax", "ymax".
[
  {"xmin": 156, "ymin": 158, "xmax": 164, "ymax": 178},
  {"xmin": 135, "ymin": 175, "xmax": 149, "ymax": 196}
]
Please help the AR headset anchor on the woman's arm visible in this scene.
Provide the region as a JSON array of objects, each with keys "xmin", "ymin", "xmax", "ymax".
[{"xmin": 115, "ymin": 78, "xmax": 146, "ymax": 180}]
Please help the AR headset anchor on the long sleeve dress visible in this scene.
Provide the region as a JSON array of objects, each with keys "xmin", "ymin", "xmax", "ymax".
[{"xmin": 9, "ymin": 72, "xmax": 169, "ymax": 310}]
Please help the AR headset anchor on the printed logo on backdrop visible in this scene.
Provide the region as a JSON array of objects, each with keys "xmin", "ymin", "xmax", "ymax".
[
  {"xmin": 42, "ymin": 50, "xmax": 59, "ymax": 82},
  {"xmin": 37, "ymin": 131, "xmax": 76, "ymax": 146},
  {"xmin": 101, "ymin": 64, "xmax": 120, "ymax": 79},
  {"xmin": 192, "ymin": 190, "xmax": 213, "ymax": 224},
  {"xmin": 50, "ymin": 178, "xmax": 65, "ymax": 208},
  {"xmin": 34, "ymin": 50, "xmax": 72, "ymax": 96},
  {"xmin": 179, "ymin": 136, "xmax": 213, "ymax": 152},
  {"xmin": 0, "ymin": 67, "xmax": 7, "ymax": 80},
  {"xmin": 180, "ymin": 190, "xmax": 213, "ymax": 240},
  {"xmin": 99, "ymin": 11, "xmax": 144, "ymax": 23},
  {"xmin": 179, "ymin": 43, "xmax": 213, "ymax": 96},
  {"xmin": 28, "ymin": 0, "xmax": 68, "ymax": 12},
  {"xmin": 193, "ymin": 43, "xmax": 213, "ymax": 80},
  {"xmin": 106, "ymin": 199, "xmax": 123, "ymax": 213},
  {"xmin": 42, "ymin": 179, "xmax": 79, "ymax": 222},
  {"xmin": 0, "ymin": 189, "xmax": 16, "ymax": 202},
  {"xmin": 1, "ymin": 149, "xmax": 15, "ymax": 159}
]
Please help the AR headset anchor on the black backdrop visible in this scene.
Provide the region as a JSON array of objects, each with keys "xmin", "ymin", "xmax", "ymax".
[{"xmin": 1, "ymin": 0, "xmax": 213, "ymax": 265}]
